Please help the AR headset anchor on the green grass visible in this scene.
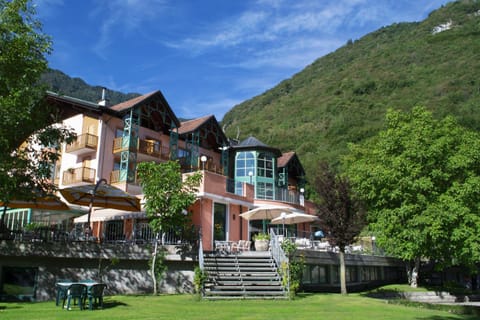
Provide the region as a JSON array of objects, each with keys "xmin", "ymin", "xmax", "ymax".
[{"xmin": 0, "ymin": 293, "xmax": 478, "ymax": 320}]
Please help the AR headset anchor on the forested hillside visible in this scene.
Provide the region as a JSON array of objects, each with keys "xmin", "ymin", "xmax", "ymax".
[
  {"xmin": 41, "ymin": 69, "xmax": 140, "ymax": 105},
  {"xmin": 222, "ymin": 0, "xmax": 480, "ymax": 178}
]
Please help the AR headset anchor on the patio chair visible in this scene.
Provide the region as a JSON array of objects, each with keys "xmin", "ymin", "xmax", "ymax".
[
  {"xmin": 214, "ymin": 240, "xmax": 228, "ymax": 252},
  {"xmin": 86, "ymin": 283, "xmax": 107, "ymax": 310},
  {"xmin": 55, "ymin": 279, "xmax": 71, "ymax": 306},
  {"xmin": 64, "ymin": 283, "xmax": 87, "ymax": 310},
  {"xmin": 242, "ymin": 240, "xmax": 251, "ymax": 251},
  {"xmin": 231, "ymin": 240, "xmax": 244, "ymax": 252}
]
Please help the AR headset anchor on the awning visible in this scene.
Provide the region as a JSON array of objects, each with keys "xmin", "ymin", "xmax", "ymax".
[{"xmin": 73, "ymin": 208, "xmax": 146, "ymax": 223}]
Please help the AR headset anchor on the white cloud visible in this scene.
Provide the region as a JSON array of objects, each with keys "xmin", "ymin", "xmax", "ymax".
[
  {"xmin": 168, "ymin": 0, "xmax": 373, "ymax": 65},
  {"xmin": 90, "ymin": 0, "xmax": 170, "ymax": 59}
]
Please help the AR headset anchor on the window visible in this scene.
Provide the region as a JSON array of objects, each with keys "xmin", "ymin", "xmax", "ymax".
[
  {"xmin": 178, "ymin": 148, "xmax": 189, "ymax": 158},
  {"xmin": 1, "ymin": 267, "xmax": 37, "ymax": 301},
  {"xmin": 302, "ymin": 265, "xmax": 329, "ymax": 284},
  {"xmin": 235, "ymin": 151, "xmax": 255, "ymax": 177},
  {"xmin": 257, "ymin": 152, "xmax": 273, "ymax": 178},
  {"xmin": 346, "ymin": 266, "xmax": 358, "ymax": 283},
  {"xmin": 213, "ymin": 203, "xmax": 227, "ymax": 241},
  {"xmin": 257, "ymin": 182, "xmax": 274, "ymax": 200},
  {"xmin": 115, "ymin": 128, "xmax": 123, "ymax": 138}
]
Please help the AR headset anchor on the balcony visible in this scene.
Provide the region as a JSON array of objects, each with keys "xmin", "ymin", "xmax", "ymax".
[
  {"xmin": 62, "ymin": 167, "xmax": 96, "ymax": 185},
  {"xmin": 137, "ymin": 139, "xmax": 170, "ymax": 161},
  {"xmin": 113, "ymin": 137, "xmax": 171, "ymax": 162},
  {"xmin": 65, "ymin": 133, "xmax": 98, "ymax": 155}
]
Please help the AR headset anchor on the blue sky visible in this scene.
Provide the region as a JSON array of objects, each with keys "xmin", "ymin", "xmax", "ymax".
[{"xmin": 35, "ymin": 0, "xmax": 452, "ymax": 120}]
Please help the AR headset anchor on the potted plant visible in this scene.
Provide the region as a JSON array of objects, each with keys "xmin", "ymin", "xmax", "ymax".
[{"xmin": 253, "ymin": 233, "xmax": 270, "ymax": 251}]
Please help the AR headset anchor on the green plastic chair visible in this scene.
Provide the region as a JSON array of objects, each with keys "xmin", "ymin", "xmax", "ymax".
[
  {"xmin": 55, "ymin": 279, "xmax": 71, "ymax": 307},
  {"xmin": 64, "ymin": 284, "xmax": 87, "ymax": 310},
  {"xmin": 86, "ymin": 283, "xmax": 107, "ymax": 310}
]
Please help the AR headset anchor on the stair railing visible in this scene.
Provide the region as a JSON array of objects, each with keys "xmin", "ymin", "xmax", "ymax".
[
  {"xmin": 198, "ymin": 227, "xmax": 206, "ymax": 296},
  {"xmin": 269, "ymin": 228, "xmax": 290, "ymax": 297},
  {"xmin": 198, "ymin": 227, "xmax": 204, "ymax": 271}
]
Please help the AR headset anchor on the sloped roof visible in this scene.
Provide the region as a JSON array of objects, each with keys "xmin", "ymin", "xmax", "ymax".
[
  {"xmin": 178, "ymin": 115, "xmax": 229, "ymax": 149},
  {"xmin": 178, "ymin": 115, "xmax": 212, "ymax": 135},
  {"xmin": 46, "ymin": 91, "xmax": 103, "ymax": 121},
  {"xmin": 110, "ymin": 90, "xmax": 180, "ymax": 129},
  {"xmin": 233, "ymin": 136, "xmax": 281, "ymax": 156},
  {"xmin": 277, "ymin": 151, "xmax": 295, "ymax": 168},
  {"xmin": 238, "ymin": 136, "xmax": 269, "ymax": 148},
  {"xmin": 277, "ymin": 151, "xmax": 305, "ymax": 178},
  {"xmin": 109, "ymin": 91, "xmax": 158, "ymax": 112}
]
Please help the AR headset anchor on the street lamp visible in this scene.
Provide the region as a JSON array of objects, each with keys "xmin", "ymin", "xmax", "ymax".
[
  {"xmin": 248, "ymin": 171, "xmax": 253, "ymax": 184},
  {"xmin": 200, "ymin": 155, "xmax": 207, "ymax": 171},
  {"xmin": 280, "ymin": 211, "xmax": 287, "ymax": 236},
  {"xmin": 371, "ymin": 236, "xmax": 376, "ymax": 255}
]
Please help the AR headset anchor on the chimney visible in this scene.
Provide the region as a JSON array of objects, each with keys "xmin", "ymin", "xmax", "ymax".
[{"xmin": 98, "ymin": 87, "xmax": 110, "ymax": 107}]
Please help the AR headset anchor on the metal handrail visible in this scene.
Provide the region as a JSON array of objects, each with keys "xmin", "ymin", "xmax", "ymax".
[
  {"xmin": 198, "ymin": 228, "xmax": 204, "ymax": 271},
  {"xmin": 269, "ymin": 228, "xmax": 289, "ymax": 297}
]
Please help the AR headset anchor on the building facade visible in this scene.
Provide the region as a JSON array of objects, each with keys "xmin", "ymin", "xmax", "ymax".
[
  {"xmin": 4, "ymin": 89, "xmax": 315, "ymax": 251},
  {"xmin": 0, "ymin": 89, "xmax": 408, "ymax": 301}
]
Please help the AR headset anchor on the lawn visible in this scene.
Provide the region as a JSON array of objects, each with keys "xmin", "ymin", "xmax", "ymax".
[{"xmin": 1, "ymin": 293, "xmax": 478, "ymax": 320}]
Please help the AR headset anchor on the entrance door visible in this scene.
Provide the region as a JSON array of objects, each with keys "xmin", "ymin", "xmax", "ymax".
[{"xmin": 213, "ymin": 203, "xmax": 227, "ymax": 241}]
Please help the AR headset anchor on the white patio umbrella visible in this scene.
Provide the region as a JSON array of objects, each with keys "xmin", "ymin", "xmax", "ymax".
[
  {"xmin": 73, "ymin": 208, "xmax": 146, "ymax": 223},
  {"xmin": 270, "ymin": 212, "xmax": 320, "ymax": 225},
  {"xmin": 60, "ymin": 179, "xmax": 141, "ymax": 226},
  {"xmin": 239, "ymin": 205, "xmax": 297, "ymax": 221}
]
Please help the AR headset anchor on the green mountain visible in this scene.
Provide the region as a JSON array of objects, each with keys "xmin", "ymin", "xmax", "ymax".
[
  {"xmin": 222, "ymin": 0, "xmax": 480, "ymax": 178},
  {"xmin": 40, "ymin": 69, "xmax": 140, "ymax": 105}
]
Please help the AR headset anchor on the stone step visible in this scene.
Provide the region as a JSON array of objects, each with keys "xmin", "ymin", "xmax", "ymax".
[
  {"xmin": 204, "ymin": 295, "xmax": 288, "ymax": 300},
  {"xmin": 208, "ymin": 280, "xmax": 282, "ymax": 286},
  {"xmin": 204, "ymin": 290, "xmax": 286, "ymax": 297},
  {"xmin": 207, "ymin": 271, "xmax": 280, "ymax": 277},
  {"xmin": 205, "ymin": 266, "xmax": 277, "ymax": 272},
  {"xmin": 202, "ymin": 250, "xmax": 287, "ymax": 300},
  {"xmin": 208, "ymin": 285, "xmax": 283, "ymax": 292},
  {"xmin": 204, "ymin": 258, "xmax": 274, "ymax": 263}
]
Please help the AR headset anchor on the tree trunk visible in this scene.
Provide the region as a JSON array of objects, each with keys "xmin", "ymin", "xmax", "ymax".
[
  {"xmin": 339, "ymin": 249, "xmax": 347, "ymax": 295},
  {"xmin": 407, "ymin": 258, "xmax": 420, "ymax": 288},
  {"xmin": 151, "ymin": 234, "xmax": 159, "ymax": 295}
]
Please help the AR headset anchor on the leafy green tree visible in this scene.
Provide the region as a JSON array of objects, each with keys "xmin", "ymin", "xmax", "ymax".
[
  {"xmin": 137, "ymin": 161, "xmax": 202, "ymax": 294},
  {"xmin": 0, "ymin": 0, "xmax": 75, "ymax": 212},
  {"xmin": 313, "ymin": 161, "xmax": 366, "ymax": 294},
  {"xmin": 344, "ymin": 106, "xmax": 480, "ymax": 287}
]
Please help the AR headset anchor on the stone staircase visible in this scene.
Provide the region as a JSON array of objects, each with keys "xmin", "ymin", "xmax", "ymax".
[{"xmin": 202, "ymin": 251, "xmax": 287, "ymax": 300}]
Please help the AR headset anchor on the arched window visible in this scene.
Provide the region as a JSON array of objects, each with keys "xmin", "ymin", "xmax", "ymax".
[{"xmin": 236, "ymin": 151, "xmax": 255, "ymax": 177}]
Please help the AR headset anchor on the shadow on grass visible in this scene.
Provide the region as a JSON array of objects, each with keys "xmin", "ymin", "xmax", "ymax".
[
  {"xmin": 358, "ymin": 285, "xmax": 480, "ymax": 317},
  {"xmin": 100, "ymin": 300, "xmax": 129, "ymax": 309},
  {"xmin": 0, "ymin": 305, "xmax": 22, "ymax": 310},
  {"xmin": 386, "ymin": 299, "xmax": 480, "ymax": 318},
  {"xmin": 294, "ymin": 292, "xmax": 318, "ymax": 300}
]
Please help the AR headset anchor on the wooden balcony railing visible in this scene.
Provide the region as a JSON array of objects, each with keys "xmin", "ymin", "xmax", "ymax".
[
  {"xmin": 65, "ymin": 133, "xmax": 98, "ymax": 154},
  {"xmin": 62, "ymin": 167, "xmax": 96, "ymax": 185},
  {"xmin": 113, "ymin": 137, "xmax": 170, "ymax": 161},
  {"xmin": 138, "ymin": 139, "xmax": 170, "ymax": 160}
]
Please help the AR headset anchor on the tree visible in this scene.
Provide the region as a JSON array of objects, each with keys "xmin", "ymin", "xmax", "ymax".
[
  {"xmin": 0, "ymin": 0, "xmax": 75, "ymax": 210},
  {"xmin": 313, "ymin": 161, "xmax": 366, "ymax": 295},
  {"xmin": 137, "ymin": 161, "xmax": 202, "ymax": 294},
  {"xmin": 344, "ymin": 106, "xmax": 480, "ymax": 287}
]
